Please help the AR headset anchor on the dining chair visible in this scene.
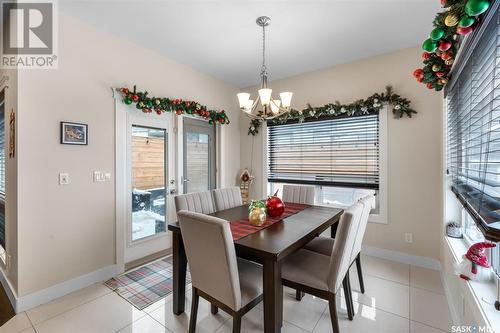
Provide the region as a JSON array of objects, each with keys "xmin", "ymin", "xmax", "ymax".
[
  {"xmin": 282, "ymin": 184, "xmax": 315, "ymax": 204},
  {"xmin": 280, "ymin": 202, "xmax": 364, "ymax": 332},
  {"xmin": 174, "ymin": 191, "xmax": 216, "ymax": 215},
  {"xmin": 177, "ymin": 210, "xmax": 263, "ymax": 333},
  {"xmin": 212, "ymin": 187, "xmax": 243, "ymax": 211},
  {"xmin": 304, "ymin": 195, "xmax": 375, "ymax": 297}
]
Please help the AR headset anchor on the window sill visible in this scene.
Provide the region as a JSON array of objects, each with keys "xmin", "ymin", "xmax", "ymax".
[{"xmin": 445, "ymin": 236, "xmax": 500, "ymax": 329}]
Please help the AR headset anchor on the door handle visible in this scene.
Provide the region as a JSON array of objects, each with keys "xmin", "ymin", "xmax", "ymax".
[
  {"xmin": 170, "ymin": 189, "xmax": 177, "ymax": 194},
  {"xmin": 183, "ymin": 178, "xmax": 190, "ymax": 182}
]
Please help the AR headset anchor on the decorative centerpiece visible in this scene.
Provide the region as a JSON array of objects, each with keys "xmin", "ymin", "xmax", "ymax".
[
  {"xmin": 266, "ymin": 190, "xmax": 285, "ymax": 218},
  {"xmin": 446, "ymin": 221, "xmax": 463, "ymax": 238},
  {"xmin": 248, "ymin": 200, "xmax": 267, "ymax": 226},
  {"xmin": 456, "ymin": 242, "xmax": 496, "ymax": 282}
]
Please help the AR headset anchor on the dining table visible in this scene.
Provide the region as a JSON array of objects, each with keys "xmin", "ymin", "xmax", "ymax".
[{"xmin": 167, "ymin": 203, "xmax": 343, "ymax": 333}]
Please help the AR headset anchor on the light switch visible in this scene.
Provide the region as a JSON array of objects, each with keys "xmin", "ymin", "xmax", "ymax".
[
  {"xmin": 94, "ymin": 171, "xmax": 111, "ymax": 182},
  {"xmin": 59, "ymin": 173, "xmax": 70, "ymax": 185}
]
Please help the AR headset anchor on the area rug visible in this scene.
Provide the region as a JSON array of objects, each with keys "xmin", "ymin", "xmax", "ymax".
[{"xmin": 105, "ymin": 256, "xmax": 191, "ymax": 310}]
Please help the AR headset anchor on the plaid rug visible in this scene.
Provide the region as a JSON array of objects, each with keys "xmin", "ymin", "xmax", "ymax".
[
  {"xmin": 230, "ymin": 202, "xmax": 310, "ymax": 241},
  {"xmin": 105, "ymin": 256, "xmax": 191, "ymax": 310}
]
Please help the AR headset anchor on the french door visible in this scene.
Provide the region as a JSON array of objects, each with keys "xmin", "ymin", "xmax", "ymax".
[
  {"xmin": 182, "ymin": 117, "xmax": 216, "ymax": 193},
  {"xmin": 124, "ymin": 112, "xmax": 176, "ymax": 264}
]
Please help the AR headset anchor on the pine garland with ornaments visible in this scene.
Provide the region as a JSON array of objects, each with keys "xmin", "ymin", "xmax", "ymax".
[
  {"xmin": 413, "ymin": 0, "xmax": 492, "ymax": 91},
  {"xmin": 118, "ymin": 86, "xmax": 230, "ymax": 125},
  {"xmin": 248, "ymin": 86, "xmax": 415, "ymax": 136}
]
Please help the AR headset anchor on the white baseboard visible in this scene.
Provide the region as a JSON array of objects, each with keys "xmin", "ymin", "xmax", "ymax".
[
  {"xmin": 362, "ymin": 245, "xmax": 442, "ymax": 271},
  {"xmin": 0, "ymin": 267, "xmax": 18, "ymax": 312},
  {"xmin": 2, "ymin": 265, "xmax": 116, "ymax": 313},
  {"xmin": 440, "ymin": 268, "xmax": 462, "ymax": 325}
]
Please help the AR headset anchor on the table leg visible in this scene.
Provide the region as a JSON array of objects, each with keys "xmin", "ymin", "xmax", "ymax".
[
  {"xmin": 331, "ymin": 222, "xmax": 338, "ymax": 239},
  {"xmin": 263, "ymin": 260, "xmax": 281, "ymax": 333},
  {"xmin": 172, "ymin": 232, "xmax": 187, "ymax": 315}
]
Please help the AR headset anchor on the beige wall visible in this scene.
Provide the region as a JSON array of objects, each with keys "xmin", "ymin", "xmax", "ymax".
[
  {"xmin": 240, "ymin": 47, "xmax": 443, "ymax": 260},
  {"xmin": 15, "ymin": 14, "xmax": 240, "ymax": 297}
]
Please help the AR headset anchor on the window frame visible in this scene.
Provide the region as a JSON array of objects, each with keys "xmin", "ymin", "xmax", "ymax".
[{"xmin": 263, "ymin": 106, "xmax": 388, "ymax": 224}]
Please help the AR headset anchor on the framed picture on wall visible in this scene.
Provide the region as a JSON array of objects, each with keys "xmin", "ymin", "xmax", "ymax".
[{"xmin": 60, "ymin": 121, "xmax": 88, "ymax": 145}]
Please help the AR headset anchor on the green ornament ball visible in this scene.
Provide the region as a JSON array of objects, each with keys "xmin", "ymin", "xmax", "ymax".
[
  {"xmin": 124, "ymin": 97, "xmax": 132, "ymax": 105},
  {"xmin": 459, "ymin": 16, "xmax": 475, "ymax": 27},
  {"xmin": 465, "ymin": 0, "xmax": 490, "ymax": 16},
  {"xmin": 422, "ymin": 38, "xmax": 438, "ymax": 52},
  {"xmin": 209, "ymin": 120, "xmax": 214, "ymax": 125},
  {"xmin": 146, "ymin": 100, "xmax": 153, "ymax": 108},
  {"xmin": 430, "ymin": 27, "xmax": 445, "ymax": 40},
  {"xmin": 136, "ymin": 103, "xmax": 142, "ymax": 110}
]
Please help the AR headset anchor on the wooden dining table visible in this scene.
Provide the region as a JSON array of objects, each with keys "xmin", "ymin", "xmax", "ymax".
[{"xmin": 168, "ymin": 204, "xmax": 343, "ymax": 333}]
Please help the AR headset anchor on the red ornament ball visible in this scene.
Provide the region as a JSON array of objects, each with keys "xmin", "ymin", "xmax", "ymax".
[
  {"xmin": 440, "ymin": 0, "xmax": 447, "ymax": 6},
  {"xmin": 417, "ymin": 77, "xmax": 424, "ymax": 83},
  {"xmin": 457, "ymin": 26, "xmax": 474, "ymax": 35},
  {"xmin": 131, "ymin": 95, "xmax": 139, "ymax": 102},
  {"xmin": 413, "ymin": 68, "xmax": 424, "ymax": 79},
  {"xmin": 439, "ymin": 41, "xmax": 452, "ymax": 51},
  {"xmin": 121, "ymin": 88, "xmax": 129, "ymax": 95},
  {"xmin": 176, "ymin": 109, "xmax": 183, "ymax": 115},
  {"xmin": 436, "ymin": 72, "xmax": 446, "ymax": 78},
  {"xmin": 422, "ymin": 52, "xmax": 431, "ymax": 60},
  {"xmin": 441, "ymin": 52, "xmax": 452, "ymax": 60},
  {"xmin": 426, "ymin": 83, "xmax": 434, "ymax": 89},
  {"xmin": 266, "ymin": 192, "xmax": 285, "ymax": 218}
]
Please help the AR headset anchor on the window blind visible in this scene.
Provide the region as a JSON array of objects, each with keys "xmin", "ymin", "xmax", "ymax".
[
  {"xmin": 447, "ymin": 8, "xmax": 500, "ymax": 241},
  {"xmin": 0, "ymin": 89, "xmax": 4, "ymax": 198},
  {"xmin": 268, "ymin": 114, "xmax": 379, "ymax": 189}
]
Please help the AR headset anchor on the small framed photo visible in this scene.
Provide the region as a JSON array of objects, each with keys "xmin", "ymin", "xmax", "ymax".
[{"xmin": 60, "ymin": 122, "xmax": 88, "ymax": 145}]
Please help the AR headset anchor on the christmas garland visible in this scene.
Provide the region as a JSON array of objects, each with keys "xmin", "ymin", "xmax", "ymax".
[
  {"xmin": 118, "ymin": 86, "xmax": 230, "ymax": 125},
  {"xmin": 413, "ymin": 0, "xmax": 492, "ymax": 91},
  {"xmin": 248, "ymin": 86, "xmax": 415, "ymax": 135}
]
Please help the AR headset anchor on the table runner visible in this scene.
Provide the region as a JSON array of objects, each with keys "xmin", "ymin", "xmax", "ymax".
[{"xmin": 230, "ymin": 202, "xmax": 310, "ymax": 241}]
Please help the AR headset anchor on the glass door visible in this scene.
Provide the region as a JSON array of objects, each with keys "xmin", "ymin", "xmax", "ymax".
[
  {"xmin": 183, "ymin": 118, "xmax": 215, "ymax": 193},
  {"xmin": 125, "ymin": 113, "xmax": 175, "ymax": 264}
]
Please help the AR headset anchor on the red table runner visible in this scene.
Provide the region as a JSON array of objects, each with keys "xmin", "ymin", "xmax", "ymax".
[{"xmin": 230, "ymin": 202, "xmax": 311, "ymax": 241}]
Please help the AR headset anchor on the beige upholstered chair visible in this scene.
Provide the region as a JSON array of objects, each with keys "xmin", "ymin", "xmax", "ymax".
[
  {"xmin": 281, "ymin": 202, "xmax": 364, "ymax": 332},
  {"xmin": 212, "ymin": 187, "xmax": 243, "ymax": 211},
  {"xmin": 282, "ymin": 184, "xmax": 315, "ymax": 204},
  {"xmin": 304, "ymin": 195, "xmax": 375, "ymax": 297},
  {"xmin": 174, "ymin": 191, "xmax": 216, "ymax": 215},
  {"xmin": 177, "ymin": 210, "xmax": 263, "ymax": 333}
]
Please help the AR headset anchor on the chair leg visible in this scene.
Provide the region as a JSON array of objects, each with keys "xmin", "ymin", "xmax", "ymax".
[
  {"xmin": 295, "ymin": 289, "xmax": 305, "ymax": 301},
  {"xmin": 232, "ymin": 314, "xmax": 241, "ymax": 333},
  {"xmin": 189, "ymin": 288, "xmax": 199, "ymax": 333},
  {"xmin": 342, "ymin": 271, "xmax": 354, "ymax": 320},
  {"xmin": 211, "ymin": 304, "xmax": 218, "ymax": 315},
  {"xmin": 355, "ymin": 253, "xmax": 365, "ymax": 294},
  {"xmin": 328, "ymin": 293, "xmax": 340, "ymax": 333}
]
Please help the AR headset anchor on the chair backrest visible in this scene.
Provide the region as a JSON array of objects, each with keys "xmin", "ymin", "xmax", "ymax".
[
  {"xmin": 174, "ymin": 191, "xmax": 216, "ymax": 215},
  {"xmin": 177, "ymin": 210, "xmax": 242, "ymax": 311},
  {"xmin": 212, "ymin": 187, "xmax": 243, "ymax": 211},
  {"xmin": 327, "ymin": 202, "xmax": 364, "ymax": 293},
  {"xmin": 350, "ymin": 195, "xmax": 375, "ymax": 262},
  {"xmin": 282, "ymin": 185, "xmax": 315, "ymax": 204}
]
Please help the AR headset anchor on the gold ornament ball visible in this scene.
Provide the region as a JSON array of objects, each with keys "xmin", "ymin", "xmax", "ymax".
[
  {"xmin": 439, "ymin": 78, "xmax": 449, "ymax": 85},
  {"xmin": 445, "ymin": 15, "xmax": 458, "ymax": 26},
  {"xmin": 249, "ymin": 208, "xmax": 266, "ymax": 227},
  {"xmin": 445, "ymin": 59, "xmax": 454, "ymax": 66},
  {"xmin": 432, "ymin": 64, "xmax": 440, "ymax": 72}
]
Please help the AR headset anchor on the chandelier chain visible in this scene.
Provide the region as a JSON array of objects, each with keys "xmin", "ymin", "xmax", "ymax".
[{"xmin": 261, "ymin": 24, "xmax": 267, "ymax": 75}]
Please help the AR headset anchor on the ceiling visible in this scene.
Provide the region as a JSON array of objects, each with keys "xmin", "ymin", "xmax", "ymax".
[{"xmin": 60, "ymin": 0, "xmax": 440, "ymax": 88}]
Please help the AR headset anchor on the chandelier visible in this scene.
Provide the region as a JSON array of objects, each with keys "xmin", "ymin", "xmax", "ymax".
[{"xmin": 237, "ymin": 16, "xmax": 293, "ymax": 120}]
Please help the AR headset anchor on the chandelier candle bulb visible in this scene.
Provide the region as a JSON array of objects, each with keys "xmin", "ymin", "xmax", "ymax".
[
  {"xmin": 258, "ymin": 88, "xmax": 273, "ymax": 106},
  {"xmin": 237, "ymin": 93, "xmax": 250, "ymax": 108},
  {"xmin": 280, "ymin": 92, "xmax": 293, "ymax": 108},
  {"xmin": 270, "ymin": 100, "xmax": 281, "ymax": 114}
]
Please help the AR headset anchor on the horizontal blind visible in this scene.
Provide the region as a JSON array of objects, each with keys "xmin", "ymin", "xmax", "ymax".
[
  {"xmin": 0, "ymin": 90, "xmax": 4, "ymax": 198},
  {"xmin": 447, "ymin": 9, "xmax": 500, "ymax": 240},
  {"xmin": 268, "ymin": 114, "xmax": 379, "ymax": 189}
]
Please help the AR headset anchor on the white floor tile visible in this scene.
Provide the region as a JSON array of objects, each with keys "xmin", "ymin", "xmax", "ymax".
[
  {"xmin": 313, "ymin": 298, "xmax": 410, "ymax": 333},
  {"xmin": 0, "ymin": 313, "xmax": 32, "ymax": 333},
  {"xmin": 359, "ymin": 255, "xmax": 410, "ymax": 285},
  {"xmin": 410, "ymin": 266, "xmax": 445, "ymax": 295},
  {"xmin": 410, "ymin": 287, "xmax": 451, "ymax": 332},
  {"xmin": 410, "ymin": 320, "xmax": 448, "ymax": 333},
  {"xmin": 18, "ymin": 327, "xmax": 36, "ymax": 333},
  {"xmin": 149, "ymin": 295, "xmax": 229, "ymax": 333},
  {"xmin": 281, "ymin": 287, "xmax": 328, "ymax": 331},
  {"xmin": 26, "ymin": 283, "xmax": 112, "ymax": 325},
  {"xmin": 214, "ymin": 306, "xmax": 309, "ymax": 333},
  {"xmin": 347, "ymin": 273, "xmax": 410, "ymax": 318},
  {"xmin": 33, "ymin": 292, "xmax": 146, "ymax": 333},
  {"xmin": 117, "ymin": 315, "xmax": 171, "ymax": 333}
]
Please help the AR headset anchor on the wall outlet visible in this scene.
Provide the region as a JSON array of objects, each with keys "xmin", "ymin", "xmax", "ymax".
[
  {"xmin": 405, "ymin": 233, "xmax": 413, "ymax": 243},
  {"xmin": 59, "ymin": 173, "xmax": 70, "ymax": 185}
]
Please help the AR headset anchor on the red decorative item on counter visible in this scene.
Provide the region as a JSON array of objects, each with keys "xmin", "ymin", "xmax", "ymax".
[{"xmin": 266, "ymin": 189, "xmax": 285, "ymax": 218}]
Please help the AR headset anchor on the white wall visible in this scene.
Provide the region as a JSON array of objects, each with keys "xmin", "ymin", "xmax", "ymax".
[
  {"xmin": 240, "ymin": 47, "xmax": 443, "ymax": 260},
  {"xmin": 14, "ymin": 14, "xmax": 240, "ymax": 298}
]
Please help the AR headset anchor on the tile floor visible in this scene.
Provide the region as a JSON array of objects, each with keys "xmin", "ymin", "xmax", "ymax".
[{"xmin": 0, "ymin": 255, "xmax": 452, "ymax": 333}]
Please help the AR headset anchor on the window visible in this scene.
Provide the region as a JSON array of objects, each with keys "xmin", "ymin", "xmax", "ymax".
[
  {"xmin": 446, "ymin": 8, "xmax": 500, "ymax": 242},
  {"xmin": 267, "ymin": 114, "xmax": 381, "ymax": 213},
  {"xmin": 0, "ymin": 89, "xmax": 4, "ymax": 199}
]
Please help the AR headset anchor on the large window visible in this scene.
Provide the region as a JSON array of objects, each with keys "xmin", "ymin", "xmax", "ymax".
[
  {"xmin": 446, "ymin": 7, "xmax": 500, "ymax": 242},
  {"xmin": 268, "ymin": 114, "xmax": 380, "ymax": 212}
]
